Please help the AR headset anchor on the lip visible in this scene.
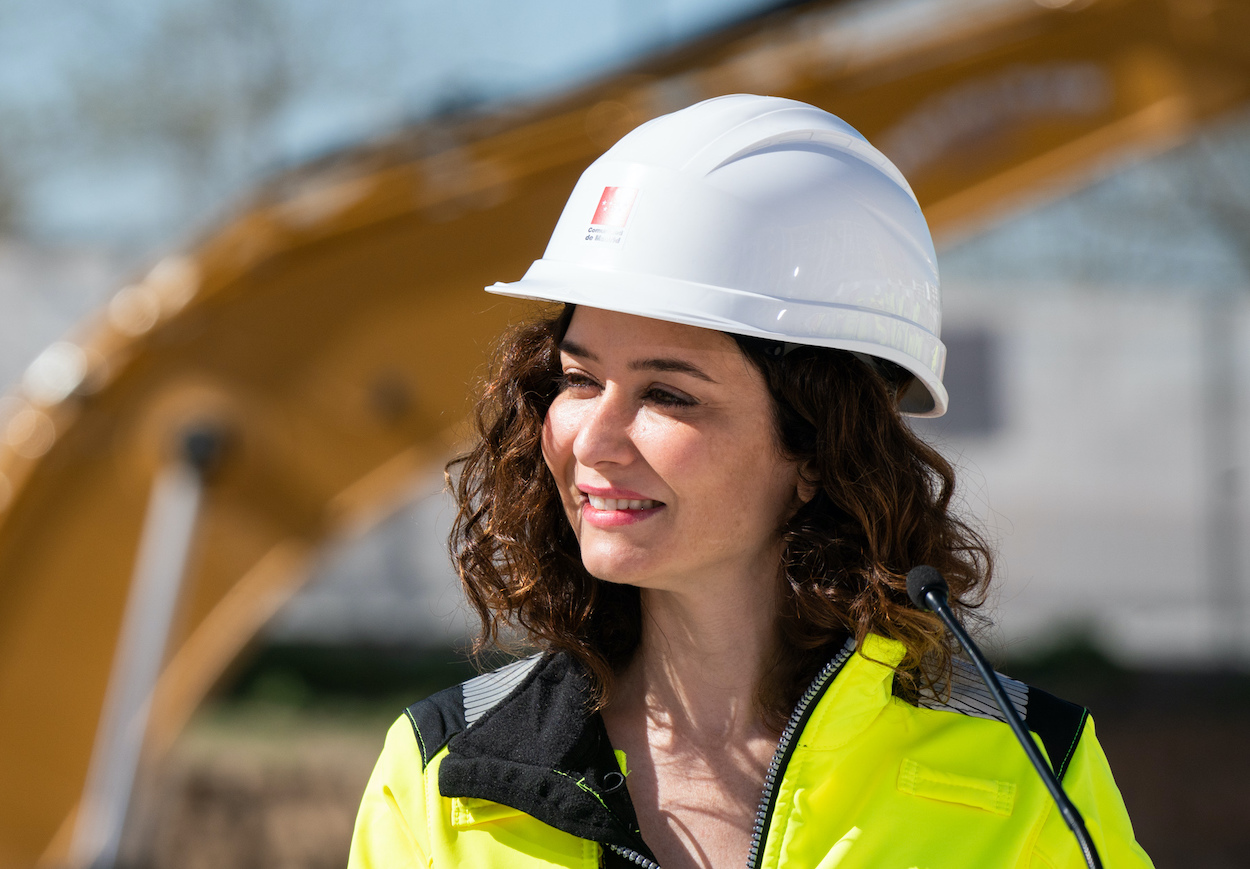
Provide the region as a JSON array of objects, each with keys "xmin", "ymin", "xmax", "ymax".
[{"xmin": 577, "ymin": 485, "xmax": 665, "ymax": 528}]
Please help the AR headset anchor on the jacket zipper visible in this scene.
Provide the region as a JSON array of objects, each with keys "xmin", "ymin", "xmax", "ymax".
[
  {"xmin": 607, "ymin": 844, "xmax": 663, "ymax": 868},
  {"xmin": 605, "ymin": 642, "xmax": 853, "ymax": 869},
  {"xmin": 744, "ymin": 643, "xmax": 854, "ymax": 869}
]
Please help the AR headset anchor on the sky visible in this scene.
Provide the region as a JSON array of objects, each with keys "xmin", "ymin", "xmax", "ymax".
[{"xmin": 0, "ymin": 0, "xmax": 784, "ymax": 251}]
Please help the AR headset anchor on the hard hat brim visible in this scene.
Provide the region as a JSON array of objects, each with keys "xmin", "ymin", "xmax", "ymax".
[{"xmin": 487, "ymin": 259, "xmax": 948, "ymax": 417}]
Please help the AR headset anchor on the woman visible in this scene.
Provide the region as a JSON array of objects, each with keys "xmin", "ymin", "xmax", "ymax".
[{"xmin": 349, "ymin": 95, "xmax": 1151, "ymax": 868}]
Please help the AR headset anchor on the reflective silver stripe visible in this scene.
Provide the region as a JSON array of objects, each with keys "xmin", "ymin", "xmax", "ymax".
[
  {"xmin": 919, "ymin": 657, "xmax": 1029, "ymax": 723},
  {"xmin": 462, "ymin": 654, "xmax": 544, "ymax": 726}
]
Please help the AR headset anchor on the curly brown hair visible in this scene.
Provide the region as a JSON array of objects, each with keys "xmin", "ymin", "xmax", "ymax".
[{"xmin": 448, "ymin": 305, "xmax": 992, "ymax": 728}]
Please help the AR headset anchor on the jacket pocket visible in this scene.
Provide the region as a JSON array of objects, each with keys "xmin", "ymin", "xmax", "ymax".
[{"xmin": 897, "ymin": 758, "xmax": 1016, "ymax": 816}]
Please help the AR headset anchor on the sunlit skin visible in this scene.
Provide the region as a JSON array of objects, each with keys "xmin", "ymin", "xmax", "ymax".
[{"xmin": 541, "ymin": 307, "xmax": 811, "ymax": 869}]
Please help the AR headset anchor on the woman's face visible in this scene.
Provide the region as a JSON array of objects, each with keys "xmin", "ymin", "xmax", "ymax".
[{"xmin": 542, "ymin": 306, "xmax": 805, "ymax": 595}]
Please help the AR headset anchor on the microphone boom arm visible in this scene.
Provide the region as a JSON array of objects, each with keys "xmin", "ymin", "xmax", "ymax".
[{"xmin": 906, "ymin": 566, "xmax": 1103, "ymax": 869}]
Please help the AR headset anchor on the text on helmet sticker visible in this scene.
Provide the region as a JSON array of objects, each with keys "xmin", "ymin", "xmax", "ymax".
[{"xmin": 585, "ymin": 186, "xmax": 638, "ymax": 245}]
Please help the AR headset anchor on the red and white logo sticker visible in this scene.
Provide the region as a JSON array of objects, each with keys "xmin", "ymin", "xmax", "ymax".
[
  {"xmin": 591, "ymin": 186, "xmax": 637, "ymax": 226},
  {"xmin": 585, "ymin": 186, "xmax": 638, "ymax": 245}
]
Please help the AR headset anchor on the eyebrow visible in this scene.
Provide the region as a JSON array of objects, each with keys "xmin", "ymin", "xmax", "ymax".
[{"xmin": 559, "ymin": 339, "xmax": 718, "ymax": 383}]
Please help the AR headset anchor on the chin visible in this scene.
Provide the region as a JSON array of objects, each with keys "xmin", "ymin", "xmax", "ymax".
[
  {"xmin": 580, "ymin": 559, "xmax": 641, "ymax": 586},
  {"xmin": 578, "ymin": 549, "xmax": 661, "ymax": 589}
]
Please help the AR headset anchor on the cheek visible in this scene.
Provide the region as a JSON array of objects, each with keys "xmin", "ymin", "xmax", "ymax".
[
  {"xmin": 629, "ymin": 415, "xmax": 696, "ymax": 466},
  {"xmin": 540, "ymin": 409, "xmax": 564, "ymax": 477},
  {"xmin": 542, "ymin": 397, "xmax": 584, "ymax": 487},
  {"xmin": 672, "ymin": 430, "xmax": 798, "ymax": 526},
  {"xmin": 634, "ymin": 427, "xmax": 730, "ymax": 508},
  {"xmin": 540, "ymin": 412, "xmax": 578, "ymax": 530}
]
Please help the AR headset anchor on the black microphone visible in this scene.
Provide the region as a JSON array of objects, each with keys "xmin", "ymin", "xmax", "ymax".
[{"xmin": 906, "ymin": 566, "xmax": 1103, "ymax": 869}]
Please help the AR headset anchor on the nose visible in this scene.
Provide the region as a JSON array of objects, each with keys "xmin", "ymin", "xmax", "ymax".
[{"xmin": 571, "ymin": 386, "xmax": 637, "ymax": 469}]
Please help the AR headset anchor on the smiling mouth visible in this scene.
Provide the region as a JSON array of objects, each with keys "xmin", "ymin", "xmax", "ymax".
[{"xmin": 585, "ymin": 495, "xmax": 662, "ymax": 511}]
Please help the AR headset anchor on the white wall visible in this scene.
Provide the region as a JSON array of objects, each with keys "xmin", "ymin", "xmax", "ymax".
[{"xmin": 928, "ymin": 284, "xmax": 1249, "ymax": 666}]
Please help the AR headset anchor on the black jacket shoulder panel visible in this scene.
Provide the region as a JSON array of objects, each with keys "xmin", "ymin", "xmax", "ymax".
[
  {"xmin": 1023, "ymin": 685, "xmax": 1090, "ymax": 781},
  {"xmin": 405, "ymin": 684, "xmax": 466, "ymax": 769},
  {"xmin": 403, "ymin": 654, "xmax": 545, "ymax": 768}
]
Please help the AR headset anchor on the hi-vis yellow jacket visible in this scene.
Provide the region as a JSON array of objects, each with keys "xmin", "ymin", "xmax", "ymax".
[{"xmin": 348, "ymin": 635, "xmax": 1153, "ymax": 868}]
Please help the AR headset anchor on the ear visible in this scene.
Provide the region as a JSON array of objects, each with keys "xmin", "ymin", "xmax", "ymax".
[{"xmin": 795, "ymin": 464, "xmax": 819, "ymax": 505}]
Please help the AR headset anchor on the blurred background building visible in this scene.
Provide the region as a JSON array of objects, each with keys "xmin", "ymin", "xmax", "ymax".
[{"xmin": 0, "ymin": 0, "xmax": 1247, "ymax": 867}]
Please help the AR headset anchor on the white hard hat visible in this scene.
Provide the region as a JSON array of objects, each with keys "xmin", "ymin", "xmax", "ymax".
[{"xmin": 488, "ymin": 94, "xmax": 947, "ymax": 417}]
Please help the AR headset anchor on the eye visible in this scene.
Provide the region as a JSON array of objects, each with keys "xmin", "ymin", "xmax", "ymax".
[
  {"xmin": 557, "ymin": 370, "xmax": 600, "ymax": 393},
  {"xmin": 644, "ymin": 385, "xmax": 697, "ymax": 408}
]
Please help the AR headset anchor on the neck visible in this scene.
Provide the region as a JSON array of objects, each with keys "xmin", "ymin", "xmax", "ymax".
[{"xmin": 615, "ymin": 578, "xmax": 779, "ymax": 742}]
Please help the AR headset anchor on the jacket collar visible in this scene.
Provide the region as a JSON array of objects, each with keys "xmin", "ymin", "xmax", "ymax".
[
  {"xmin": 801, "ymin": 633, "xmax": 905, "ymax": 750},
  {"xmin": 437, "ymin": 636, "xmax": 905, "ymax": 853},
  {"xmin": 439, "ymin": 652, "xmax": 649, "ymax": 853}
]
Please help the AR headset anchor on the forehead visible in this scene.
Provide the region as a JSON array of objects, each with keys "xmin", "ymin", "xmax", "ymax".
[{"xmin": 562, "ymin": 306, "xmax": 742, "ymax": 360}]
